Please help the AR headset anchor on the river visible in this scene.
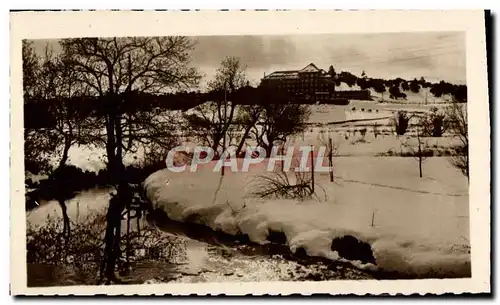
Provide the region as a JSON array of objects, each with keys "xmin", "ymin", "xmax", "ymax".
[{"xmin": 26, "ymin": 188, "xmax": 373, "ymax": 286}]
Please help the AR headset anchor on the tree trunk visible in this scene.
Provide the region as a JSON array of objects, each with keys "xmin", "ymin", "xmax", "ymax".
[
  {"xmin": 57, "ymin": 198, "xmax": 70, "ymax": 241},
  {"xmin": 126, "ymin": 203, "xmax": 131, "ymax": 266},
  {"xmin": 101, "ymin": 191, "xmax": 127, "ymax": 284},
  {"xmin": 57, "ymin": 136, "xmax": 71, "ymax": 170},
  {"xmin": 105, "ymin": 113, "xmax": 117, "ymax": 174},
  {"xmin": 102, "ymin": 94, "xmax": 129, "ymax": 284},
  {"xmin": 419, "ymin": 157, "xmax": 423, "ymax": 178},
  {"xmin": 236, "ymin": 123, "xmax": 254, "ymax": 156}
]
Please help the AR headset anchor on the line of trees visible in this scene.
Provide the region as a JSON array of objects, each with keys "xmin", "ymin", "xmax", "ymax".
[{"xmin": 335, "ymin": 70, "xmax": 467, "ymax": 102}]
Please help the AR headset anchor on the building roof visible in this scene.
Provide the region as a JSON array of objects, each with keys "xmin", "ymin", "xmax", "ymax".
[
  {"xmin": 299, "ymin": 63, "xmax": 321, "ymax": 73},
  {"xmin": 265, "ymin": 70, "xmax": 299, "ymax": 79},
  {"xmin": 264, "ymin": 63, "xmax": 327, "ymax": 80}
]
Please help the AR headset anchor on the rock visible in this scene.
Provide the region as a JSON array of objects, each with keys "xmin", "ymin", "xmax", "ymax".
[{"xmin": 330, "ymin": 235, "xmax": 376, "ymax": 264}]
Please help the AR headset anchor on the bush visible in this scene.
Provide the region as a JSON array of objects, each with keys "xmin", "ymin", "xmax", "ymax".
[
  {"xmin": 26, "ymin": 209, "xmax": 185, "ymax": 286},
  {"xmin": 391, "ymin": 111, "xmax": 411, "ymax": 135},
  {"xmin": 420, "ymin": 107, "xmax": 448, "ymax": 137},
  {"xmin": 409, "ymin": 79, "xmax": 421, "ymax": 93},
  {"xmin": 359, "ymin": 128, "xmax": 367, "ymax": 138},
  {"xmin": 389, "ymin": 85, "xmax": 407, "ymax": 99},
  {"xmin": 251, "ymin": 170, "xmax": 314, "ymax": 200}
]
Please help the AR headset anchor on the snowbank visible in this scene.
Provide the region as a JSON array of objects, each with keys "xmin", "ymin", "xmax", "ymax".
[{"xmin": 144, "ymin": 157, "xmax": 470, "ymax": 278}]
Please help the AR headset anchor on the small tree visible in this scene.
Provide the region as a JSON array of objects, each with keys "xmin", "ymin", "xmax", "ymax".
[
  {"xmin": 409, "ymin": 78, "xmax": 421, "ymax": 93},
  {"xmin": 392, "ymin": 111, "xmax": 411, "ymax": 135},
  {"xmin": 184, "ymin": 56, "xmax": 247, "ymax": 156},
  {"xmin": 389, "ymin": 85, "xmax": 407, "ymax": 99},
  {"xmin": 420, "ymin": 107, "xmax": 448, "ymax": 137},
  {"xmin": 234, "ymin": 103, "xmax": 262, "ymax": 156},
  {"xmin": 252, "ymin": 102, "xmax": 311, "ymax": 157},
  {"xmin": 403, "ymin": 126, "xmax": 428, "ymax": 178},
  {"xmin": 359, "ymin": 127, "xmax": 367, "ymax": 140}
]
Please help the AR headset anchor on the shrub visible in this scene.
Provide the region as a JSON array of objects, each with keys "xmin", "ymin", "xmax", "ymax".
[
  {"xmin": 359, "ymin": 128, "xmax": 367, "ymax": 138},
  {"xmin": 420, "ymin": 107, "xmax": 448, "ymax": 137},
  {"xmin": 391, "ymin": 111, "xmax": 411, "ymax": 135},
  {"xmin": 252, "ymin": 170, "xmax": 314, "ymax": 200},
  {"xmin": 409, "ymin": 79, "xmax": 421, "ymax": 93},
  {"xmin": 389, "ymin": 85, "xmax": 407, "ymax": 99},
  {"xmin": 26, "ymin": 209, "xmax": 185, "ymax": 286},
  {"xmin": 351, "ymin": 107, "xmax": 356, "ymax": 111}
]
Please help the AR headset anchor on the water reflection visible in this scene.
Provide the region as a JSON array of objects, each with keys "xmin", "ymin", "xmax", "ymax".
[{"xmin": 26, "ymin": 188, "xmax": 373, "ymax": 285}]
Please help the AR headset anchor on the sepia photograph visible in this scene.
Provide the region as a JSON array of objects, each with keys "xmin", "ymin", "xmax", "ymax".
[{"xmin": 10, "ymin": 10, "xmax": 490, "ymax": 295}]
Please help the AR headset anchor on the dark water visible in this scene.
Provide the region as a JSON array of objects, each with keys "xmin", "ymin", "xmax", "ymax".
[{"xmin": 26, "ymin": 189, "xmax": 374, "ymax": 287}]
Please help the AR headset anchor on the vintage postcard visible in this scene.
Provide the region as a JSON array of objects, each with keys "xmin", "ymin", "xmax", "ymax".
[{"xmin": 10, "ymin": 10, "xmax": 490, "ymax": 295}]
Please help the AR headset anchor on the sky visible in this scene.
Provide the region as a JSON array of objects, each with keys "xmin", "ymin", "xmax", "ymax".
[{"xmin": 33, "ymin": 32, "xmax": 466, "ymax": 89}]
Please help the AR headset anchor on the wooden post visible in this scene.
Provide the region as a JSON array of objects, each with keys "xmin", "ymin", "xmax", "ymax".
[
  {"xmin": 280, "ymin": 143, "xmax": 285, "ymax": 172},
  {"xmin": 310, "ymin": 145, "xmax": 315, "ymax": 194},
  {"xmin": 328, "ymin": 137, "xmax": 334, "ymax": 182},
  {"xmin": 126, "ymin": 202, "xmax": 131, "ymax": 266}
]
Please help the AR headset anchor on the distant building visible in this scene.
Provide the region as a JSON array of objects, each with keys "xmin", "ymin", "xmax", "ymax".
[{"xmin": 260, "ymin": 63, "xmax": 370, "ymax": 103}]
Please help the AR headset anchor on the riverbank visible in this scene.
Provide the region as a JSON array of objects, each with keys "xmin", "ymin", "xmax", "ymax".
[{"xmin": 26, "ymin": 186, "xmax": 374, "ymax": 287}]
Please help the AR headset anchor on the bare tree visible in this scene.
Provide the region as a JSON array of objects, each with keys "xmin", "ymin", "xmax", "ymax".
[
  {"xmin": 419, "ymin": 107, "xmax": 448, "ymax": 137},
  {"xmin": 403, "ymin": 126, "xmax": 429, "ymax": 178},
  {"xmin": 234, "ymin": 102, "xmax": 262, "ymax": 156},
  {"xmin": 23, "ymin": 41, "xmax": 91, "ymax": 241},
  {"xmin": 184, "ymin": 56, "xmax": 248, "ymax": 156},
  {"xmin": 23, "ymin": 41, "xmax": 59, "ymax": 175},
  {"xmin": 447, "ymin": 101, "xmax": 468, "ymax": 179},
  {"xmin": 252, "ymin": 102, "xmax": 311, "ymax": 157},
  {"xmin": 391, "ymin": 110, "xmax": 411, "ymax": 136},
  {"xmin": 59, "ymin": 37, "xmax": 201, "ymax": 283}
]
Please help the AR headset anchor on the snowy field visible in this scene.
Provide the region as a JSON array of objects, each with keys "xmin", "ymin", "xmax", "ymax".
[{"xmin": 144, "ymin": 156, "xmax": 470, "ymax": 278}]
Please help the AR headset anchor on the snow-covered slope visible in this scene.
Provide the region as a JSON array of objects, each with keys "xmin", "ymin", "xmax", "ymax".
[{"xmin": 144, "ymin": 157, "xmax": 470, "ymax": 278}]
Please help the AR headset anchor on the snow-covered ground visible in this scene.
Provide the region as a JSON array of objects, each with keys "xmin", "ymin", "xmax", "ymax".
[
  {"xmin": 27, "ymin": 94, "xmax": 470, "ymax": 280},
  {"xmin": 144, "ymin": 156, "xmax": 470, "ymax": 278}
]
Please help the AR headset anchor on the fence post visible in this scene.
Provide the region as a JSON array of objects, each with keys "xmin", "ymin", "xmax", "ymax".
[
  {"xmin": 328, "ymin": 137, "xmax": 334, "ymax": 182},
  {"xmin": 310, "ymin": 145, "xmax": 315, "ymax": 194}
]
